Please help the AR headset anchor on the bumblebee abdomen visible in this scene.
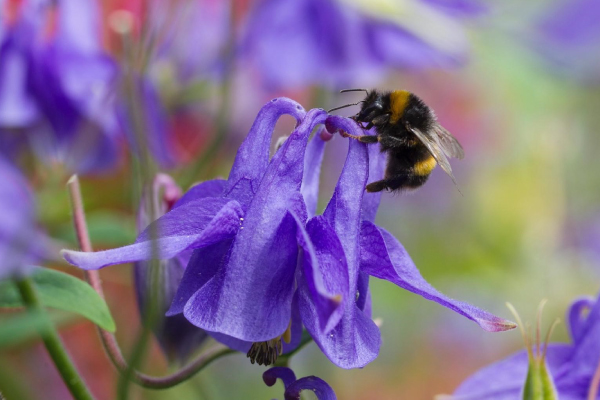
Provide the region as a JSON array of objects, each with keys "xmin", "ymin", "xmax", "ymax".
[{"xmin": 413, "ymin": 155, "xmax": 437, "ymax": 176}]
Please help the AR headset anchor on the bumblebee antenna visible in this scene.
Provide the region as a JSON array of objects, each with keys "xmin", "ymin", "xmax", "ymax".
[
  {"xmin": 340, "ymin": 88, "xmax": 368, "ymax": 94},
  {"xmin": 328, "ymin": 101, "xmax": 364, "ymax": 113}
]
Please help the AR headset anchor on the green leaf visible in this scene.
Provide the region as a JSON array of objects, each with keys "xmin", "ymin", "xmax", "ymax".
[
  {"xmin": 0, "ymin": 268, "xmax": 116, "ymax": 332},
  {"xmin": 0, "ymin": 310, "xmax": 49, "ymax": 348}
]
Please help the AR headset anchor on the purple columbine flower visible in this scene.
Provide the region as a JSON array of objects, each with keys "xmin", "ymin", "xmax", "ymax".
[
  {"xmin": 134, "ymin": 173, "xmax": 208, "ymax": 364},
  {"xmin": 0, "ymin": 0, "xmax": 119, "ymax": 173},
  {"xmin": 0, "ymin": 155, "xmax": 42, "ymax": 281},
  {"xmin": 240, "ymin": 0, "xmax": 484, "ymax": 89},
  {"xmin": 62, "ymin": 98, "xmax": 514, "ymax": 368},
  {"xmin": 451, "ymin": 294, "xmax": 600, "ymax": 399},
  {"xmin": 263, "ymin": 367, "xmax": 337, "ymax": 400}
]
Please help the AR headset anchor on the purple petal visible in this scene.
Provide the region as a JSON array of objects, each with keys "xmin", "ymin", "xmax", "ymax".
[
  {"xmin": 359, "ymin": 221, "xmax": 517, "ymax": 332},
  {"xmin": 182, "ymin": 109, "xmax": 326, "ymax": 342},
  {"xmin": 298, "ymin": 293, "xmax": 381, "ymax": 369},
  {"xmin": 0, "ymin": 156, "xmax": 39, "ymax": 280},
  {"xmin": 62, "ymin": 200, "xmax": 243, "ymax": 270},
  {"xmin": 184, "ymin": 210, "xmax": 300, "ymax": 341},
  {"xmin": 299, "ymin": 134, "xmax": 380, "ymax": 368},
  {"xmin": 300, "ymin": 129, "xmax": 326, "ymax": 218},
  {"xmin": 0, "ymin": 30, "xmax": 38, "ymax": 126},
  {"xmin": 174, "ymin": 179, "xmax": 226, "ymax": 208},
  {"xmin": 295, "ymin": 215, "xmax": 348, "ymax": 334},
  {"xmin": 55, "ymin": 0, "xmax": 102, "ymax": 54},
  {"xmin": 361, "ymin": 135, "xmax": 386, "ymax": 223},
  {"xmin": 166, "ymin": 239, "xmax": 233, "ymax": 316},
  {"xmin": 566, "ymin": 293, "xmax": 600, "ymax": 378},
  {"xmin": 538, "ymin": 0, "xmax": 600, "ymax": 46},
  {"xmin": 137, "ymin": 197, "xmax": 237, "ymax": 241},
  {"xmin": 365, "ymin": 20, "xmax": 464, "ymax": 69},
  {"xmin": 422, "ymin": 0, "xmax": 488, "ymax": 18},
  {"xmin": 284, "ymin": 376, "xmax": 337, "ymax": 400},
  {"xmin": 224, "ymin": 97, "xmax": 306, "ymax": 206},
  {"xmin": 263, "ymin": 367, "xmax": 297, "ymax": 389},
  {"xmin": 454, "ymin": 345, "xmax": 573, "ymax": 399},
  {"xmin": 323, "ymin": 117, "xmax": 370, "ymax": 285},
  {"xmin": 568, "ymin": 296, "xmax": 595, "ymax": 347},
  {"xmin": 207, "ymin": 295, "xmax": 303, "ymax": 354}
]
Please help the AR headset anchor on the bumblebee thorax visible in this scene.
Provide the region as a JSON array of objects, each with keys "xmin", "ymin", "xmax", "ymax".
[{"xmin": 389, "ymin": 90, "xmax": 411, "ymax": 124}]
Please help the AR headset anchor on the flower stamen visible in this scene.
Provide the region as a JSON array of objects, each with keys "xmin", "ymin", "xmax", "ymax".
[{"xmin": 247, "ymin": 321, "xmax": 293, "ymax": 366}]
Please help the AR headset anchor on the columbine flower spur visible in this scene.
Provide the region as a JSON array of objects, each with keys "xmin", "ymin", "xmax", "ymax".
[{"xmin": 62, "ymin": 98, "xmax": 515, "ymax": 369}]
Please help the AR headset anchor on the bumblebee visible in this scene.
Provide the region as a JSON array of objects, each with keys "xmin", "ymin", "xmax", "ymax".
[{"xmin": 329, "ymin": 89, "xmax": 464, "ymax": 192}]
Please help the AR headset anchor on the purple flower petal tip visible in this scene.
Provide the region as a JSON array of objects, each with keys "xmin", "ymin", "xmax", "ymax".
[
  {"xmin": 475, "ymin": 316, "xmax": 517, "ymax": 332},
  {"xmin": 319, "ymin": 129, "xmax": 334, "ymax": 142}
]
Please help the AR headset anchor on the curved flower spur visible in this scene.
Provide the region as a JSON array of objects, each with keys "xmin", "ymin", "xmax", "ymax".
[
  {"xmin": 297, "ymin": 116, "xmax": 517, "ymax": 369},
  {"xmin": 61, "ymin": 98, "xmax": 345, "ymax": 364}
]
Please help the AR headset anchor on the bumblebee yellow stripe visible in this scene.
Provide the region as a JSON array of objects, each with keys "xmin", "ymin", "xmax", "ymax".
[
  {"xmin": 413, "ymin": 156, "xmax": 437, "ymax": 176},
  {"xmin": 389, "ymin": 90, "xmax": 410, "ymax": 124}
]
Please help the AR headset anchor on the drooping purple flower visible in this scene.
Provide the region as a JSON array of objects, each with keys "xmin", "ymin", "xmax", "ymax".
[
  {"xmin": 134, "ymin": 173, "xmax": 207, "ymax": 364},
  {"xmin": 240, "ymin": 0, "xmax": 483, "ymax": 90},
  {"xmin": 293, "ymin": 116, "xmax": 515, "ymax": 369},
  {"xmin": 0, "ymin": 0, "xmax": 119, "ymax": 173},
  {"xmin": 62, "ymin": 97, "xmax": 514, "ymax": 368},
  {"xmin": 533, "ymin": 0, "xmax": 600, "ymax": 83},
  {"xmin": 62, "ymin": 98, "xmax": 344, "ymax": 364},
  {"xmin": 451, "ymin": 294, "xmax": 600, "ymax": 399},
  {"xmin": 263, "ymin": 367, "xmax": 337, "ymax": 400},
  {"xmin": 0, "ymin": 155, "xmax": 42, "ymax": 281}
]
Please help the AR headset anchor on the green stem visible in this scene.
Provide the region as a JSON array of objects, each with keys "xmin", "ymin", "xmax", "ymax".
[{"xmin": 15, "ymin": 278, "xmax": 95, "ymax": 400}]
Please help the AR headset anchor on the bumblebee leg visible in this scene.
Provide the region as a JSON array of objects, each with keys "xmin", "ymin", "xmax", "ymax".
[
  {"xmin": 339, "ymin": 131, "xmax": 379, "ymax": 143},
  {"xmin": 364, "ymin": 122, "xmax": 374, "ymax": 130},
  {"xmin": 366, "ymin": 180, "xmax": 388, "ymax": 192}
]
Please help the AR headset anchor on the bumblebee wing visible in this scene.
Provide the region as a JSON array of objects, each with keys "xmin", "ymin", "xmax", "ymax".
[
  {"xmin": 408, "ymin": 125, "xmax": 457, "ymax": 185},
  {"xmin": 432, "ymin": 123, "xmax": 464, "ymax": 160}
]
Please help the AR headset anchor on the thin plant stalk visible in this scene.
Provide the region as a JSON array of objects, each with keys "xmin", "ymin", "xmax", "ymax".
[{"xmin": 15, "ymin": 277, "xmax": 96, "ymax": 400}]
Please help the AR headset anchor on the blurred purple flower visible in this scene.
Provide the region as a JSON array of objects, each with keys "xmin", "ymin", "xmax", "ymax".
[
  {"xmin": 0, "ymin": 0, "xmax": 120, "ymax": 173},
  {"xmin": 134, "ymin": 173, "xmax": 207, "ymax": 364},
  {"xmin": 240, "ymin": 0, "xmax": 483, "ymax": 90},
  {"xmin": 117, "ymin": 79, "xmax": 177, "ymax": 168},
  {"xmin": 0, "ymin": 156, "xmax": 42, "ymax": 281},
  {"xmin": 263, "ymin": 367, "xmax": 337, "ymax": 400},
  {"xmin": 534, "ymin": 0, "xmax": 600, "ymax": 83},
  {"xmin": 452, "ymin": 294, "xmax": 600, "ymax": 399},
  {"xmin": 148, "ymin": 0, "xmax": 231, "ymax": 82}
]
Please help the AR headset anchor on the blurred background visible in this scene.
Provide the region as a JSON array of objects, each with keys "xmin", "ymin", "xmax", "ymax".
[{"xmin": 1, "ymin": 0, "xmax": 600, "ymax": 398}]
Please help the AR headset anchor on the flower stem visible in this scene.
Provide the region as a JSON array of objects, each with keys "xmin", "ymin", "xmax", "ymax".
[
  {"xmin": 66, "ymin": 175, "xmax": 235, "ymax": 390},
  {"xmin": 15, "ymin": 277, "xmax": 96, "ymax": 400}
]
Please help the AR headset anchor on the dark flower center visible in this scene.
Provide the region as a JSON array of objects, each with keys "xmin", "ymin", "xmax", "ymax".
[{"xmin": 247, "ymin": 321, "xmax": 292, "ymax": 366}]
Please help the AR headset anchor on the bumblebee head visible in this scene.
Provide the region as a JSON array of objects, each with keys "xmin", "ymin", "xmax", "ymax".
[{"xmin": 354, "ymin": 91, "xmax": 385, "ymax": 123}]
